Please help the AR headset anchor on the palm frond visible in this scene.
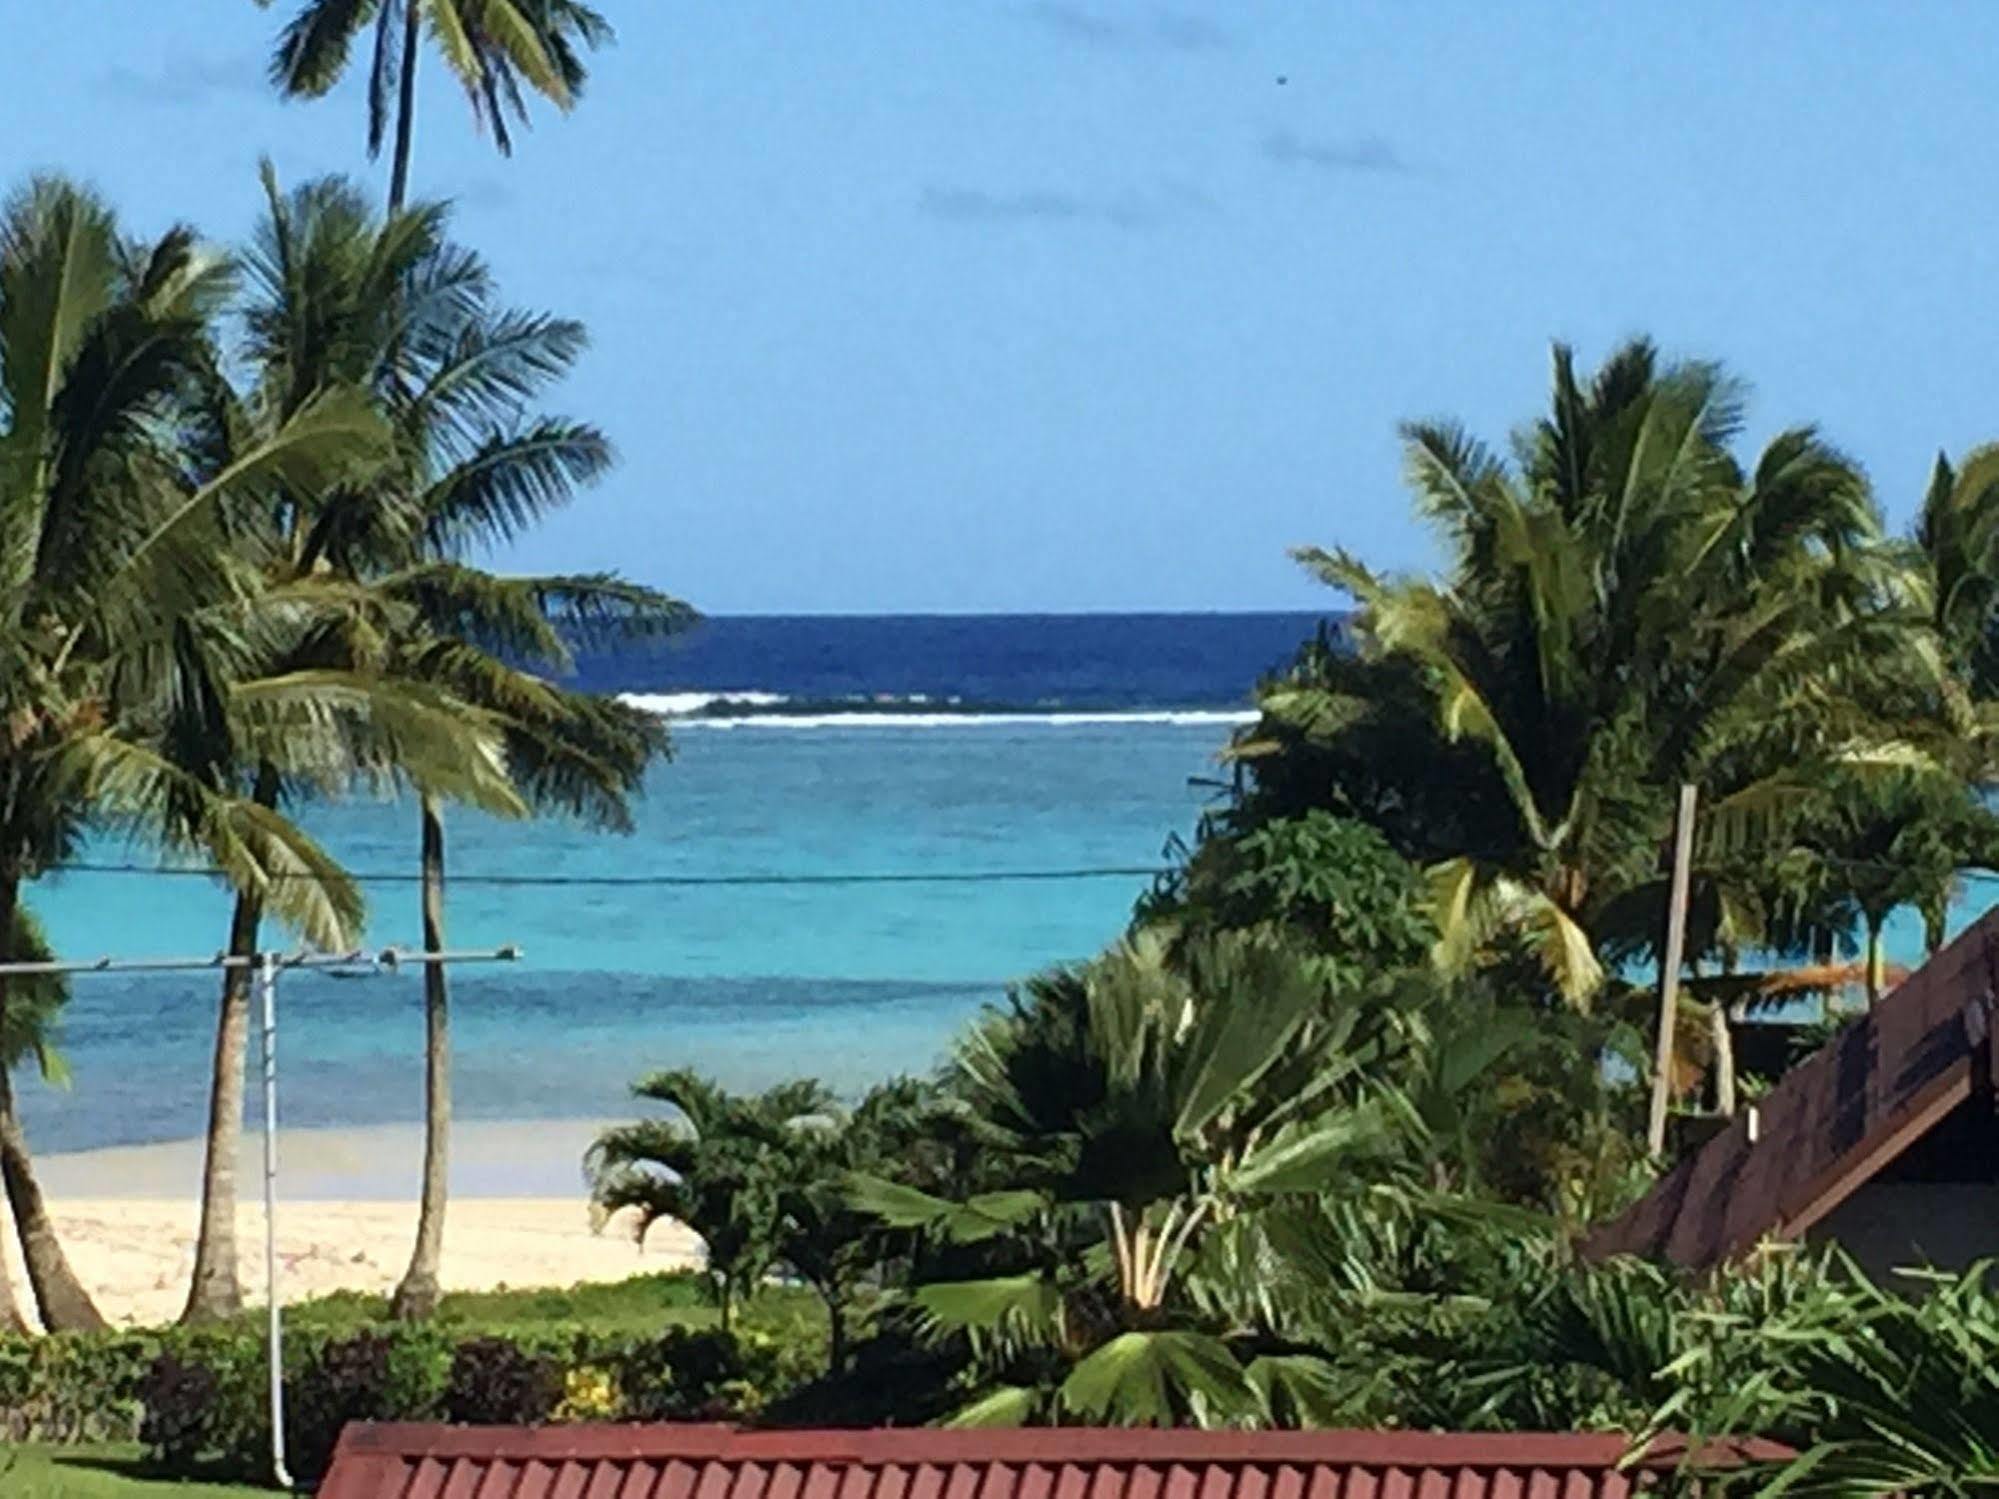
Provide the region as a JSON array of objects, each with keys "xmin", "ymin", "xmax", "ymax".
[
  {"xmin": 231, "ymin": 668, "xmax": 526, "ymax": 816},
  {"xmin": 0, "ymin": 177, "xmax": 124, "ymax": 604},
  {"xmin": 1058, "ymin": 1331, "xmax": 1261, "ymax": 1428},
  {"xmin": 0, "ymin": 902, "xmax": 71, "ymax": 1083},
  {"xmin": 58, "ymin": 734, "xmax": 364, "ymax": 947},
  {"xmin": 418, "ymin": 418, "xmax": 611, "ymax": 554},
  {"xmin": 271, "ymin": 0, "xmax": 382, "ymax": 97}
]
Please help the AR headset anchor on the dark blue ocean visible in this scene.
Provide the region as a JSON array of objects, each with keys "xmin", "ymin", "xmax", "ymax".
[
  {"xmin": 566, "ymin": 611, "xmax": 1342, "ymax": 716},
  {"xmin": 22, "ymin": 613, "xmax": 1329, "ymax": 1153}
]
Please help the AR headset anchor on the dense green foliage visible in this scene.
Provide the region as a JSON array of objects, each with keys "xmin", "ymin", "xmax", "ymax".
[
  {"xmin": 1159, "ymin": 339, "xmax": 1999, "ymax": 1138},
  {"xmin": 17, "ymin": 1242, "xmax": 1999, "ymax": 1496},
  {"xmin": 569, "ymin": 343, "xmax": 1999, "ymax": 1485},
  {"xmin": 588, "ymin": 1072, "xmax": 950, "ymax": 1371},
  {"xmin": 0, "ymin": 1274, "xmax": 826, "ymax": 1482}
]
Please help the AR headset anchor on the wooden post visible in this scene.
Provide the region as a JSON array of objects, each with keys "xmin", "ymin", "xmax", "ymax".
[{"xmin": 1646, "ymin": 783, "xmax": 1699, "ymax": 1157}]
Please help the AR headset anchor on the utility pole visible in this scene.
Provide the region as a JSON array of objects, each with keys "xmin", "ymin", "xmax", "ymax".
[
  {"xmin": 0, "ymin": 943, "xmax": 519, "ymax": 1490},
  {"xmin": 1646, "ymin": 784, "xmax": 1699, "ymax": 1157}
]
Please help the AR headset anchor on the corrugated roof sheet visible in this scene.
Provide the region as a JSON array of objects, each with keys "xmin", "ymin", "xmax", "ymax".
[
  {"xmin": 318, "ymin": 1423, "xmax": 1776, "ymax": 1499},
  {"xmin": 1587, "ymin": 907, "xmax": 1999, "ymax": 1268}
]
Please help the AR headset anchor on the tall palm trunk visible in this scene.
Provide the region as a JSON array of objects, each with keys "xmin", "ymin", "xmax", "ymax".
[
  {"xmin": 383, "ymin": 7, "xmax": 438, "ymax": 1314},
  {"xmin": 0, "ymin": 875, "xmax": 104, "ymax": 1333},
  {"xmin": 181, "ymin": 897, "xmax": 266, "ymax": 1322},
  {"xmin": 383, "ymin": 10, "xmax": 445, "ymax": 1319},
  {"xmin": 0, "ymin": 1069, "xmax": 103, "ymax": 1332},
  {"xmin": 1864, "ymin": 913, "xmax": 1887, "ymax": 1006},
  {"xmin": 182, "ymin": 767, "xmax": 280, "ymax": 1323},
  {"xmin": 391, "ymin": 794, "xmax": 450, "ymax": 1320},
  {"xmin": 388, "ymin": 0, "xmax": 422, "ymax": 214},
  {"xmin": 1923, "ymin": 898, "xmax": 1948, "ymax": 956},
  {"xmin": 0, "ymin": 1192, "xmax": 26, "ymax": 1334},
  {"xmin": 824, "ymin": 1294, "xmax": 847, "ymax": 1377},
  {"xmin": 0, "ymin": 866, "xmax": 29, "ymax": 1334}
]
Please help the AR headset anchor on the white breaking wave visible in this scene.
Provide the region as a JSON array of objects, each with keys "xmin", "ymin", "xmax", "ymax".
[
  {"xmin": 621, "ymin": 690, "xmax": 791, "ymax": 717},
  {"xmin": 619, "ymin": 696, "xmax": 1257, "ymax": 730}
]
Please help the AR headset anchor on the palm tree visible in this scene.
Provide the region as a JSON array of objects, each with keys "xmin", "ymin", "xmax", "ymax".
[
  {"xmin": 1274, "ymin": 340, "xmax": 1916, "ymax": 1007},
  {"xmin": 855, "ymin": 934, "xmax": 1415, "ymax": 1426},
  {"xmin": 0, "ymin": 908, "xmax": 68, "ymax": 1334},
  {"xmin": 201, "ymin": 170, "xmax": 685, "ymax": 1320},
  {"xmin": 588, "ymin": 1071, "xmax": 833, "ymax": 1331},
  {"xmin": 1773, "ymin": 770, "xmax": 1997, "ymax": 1003},
  {"xmin": 389, "ymin": 645, "xmax": 670, "ymax": 1322},
  {"xmin": 377, "ymin": 354, "xmax": 682, "ymax": 1327},
  {"xmin": 1915, "ymin": 444, "xmax": 1999, "ymax": 732},
  {"xmin": 0, "ymin": 176, "xmax": 384, "ymax": 1329},
  {"xmin": 180, "ymin": 169, "xmax": 533, "ymax": 1322},
  {"xmin": 258, "ymin": 0, "xmax": 614, "ymax": 211}
]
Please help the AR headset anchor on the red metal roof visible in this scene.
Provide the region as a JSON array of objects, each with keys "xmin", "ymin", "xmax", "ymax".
[
  {"xmin": 1586, "ymin": 907, "xmax": 1999, "ymax": 1268},
  {"xmin": 318, "ymin": 1423, "xmax": 1777, "ymax": 1499}
]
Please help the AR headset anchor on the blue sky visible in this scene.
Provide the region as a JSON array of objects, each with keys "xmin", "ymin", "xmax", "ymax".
[{"xmin": 7, "ymin": 3, "xmax": 1998, "ymax": 613}]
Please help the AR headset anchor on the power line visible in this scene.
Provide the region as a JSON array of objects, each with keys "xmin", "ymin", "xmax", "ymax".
[
  {"xmin": 49, "ymin": 861, "xmax": 1172, "ymax": 889},
  {"xmin": 43, "ymin": 853, "xmax": 1999, "ymax": 891}
]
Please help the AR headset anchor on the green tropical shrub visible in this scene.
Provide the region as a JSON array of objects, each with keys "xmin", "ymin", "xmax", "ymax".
[
  {"xmin": 0, "ymin": 1280, "xmax": 828, "ymax": 1483},
  {"xmin": 617, "ymin": 1327, "xmax": 786, "ymax": 1421},
  {"xmin": 442, "ymin": 1336, "xmax": 563, "ymax": 1426},
  {"xmin": 0, "ymin": 1332, "xmax": 159, "ymax": 1444},
  {"xmin": 133, "ymin": 1352, "xmax": 223, "ymax": 1471}
]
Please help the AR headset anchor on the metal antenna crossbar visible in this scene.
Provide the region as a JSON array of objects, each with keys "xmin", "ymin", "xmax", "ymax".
[{"xmin": 0, "ymin": 943, "xmax": 522, "ymax": 1489}]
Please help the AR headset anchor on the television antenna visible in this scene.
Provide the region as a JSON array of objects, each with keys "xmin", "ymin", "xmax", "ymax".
[{"xmin": 0, "ymin": 942, "xmax": 521, "ymax": 1490}]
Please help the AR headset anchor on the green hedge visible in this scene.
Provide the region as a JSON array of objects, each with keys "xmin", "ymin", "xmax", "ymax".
[
  {"xmin": 1, "ymin": 1316, "xmax": 819, "ymax": 1485},
  {"xmin": 0, "ymin": 1331, "xmax": 164, "ymax": 1445}
]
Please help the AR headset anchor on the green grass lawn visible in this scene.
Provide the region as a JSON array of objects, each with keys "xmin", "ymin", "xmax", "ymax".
[{"xmin": 4, "ymin": 1444, "xmax": 269, "ymax": 1497}]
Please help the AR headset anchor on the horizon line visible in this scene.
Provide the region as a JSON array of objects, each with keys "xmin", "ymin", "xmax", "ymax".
[{"xmin": 629, "ymin": 605, "xmax": 1348, "ymax": 622}]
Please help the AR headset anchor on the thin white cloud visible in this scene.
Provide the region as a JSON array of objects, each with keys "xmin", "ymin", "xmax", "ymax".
[
  {"xmin": 919, "ymin": 181, "xmax": 1214, "ymax": 230},
  {"xmin": 1017, "ymin": 3, "xmax": 1233, "ymax": 53},
  {"xmin": 96, "ymin": 53, "xmax": 265, "ymax": 106},
  {"xmin": 1262, "ymin": 129, "xmax": 1409, "ymax": 175}
]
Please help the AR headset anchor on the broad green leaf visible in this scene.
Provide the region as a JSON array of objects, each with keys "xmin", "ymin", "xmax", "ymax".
[
  {"xmin": 1230, "ymin": 1108, "xmax": 1388, "ymax": 1196},
  {"xmin": 845, "ymin": 1175, "xmax": 1045, "ymax": 1242},
  {"xmin": 1244, "ymin": 1354, "xmax": 1350, "ymax": 1427},
  {"xmin": 1058, "ymin": 1331, "xmax": 1258, "ymax": 1427},
  {"xmin": 942, "ymin": 1386, "xmax": 1041, "ymax": 1429},
  {"xmin": 914, "ymin": 1274, "xmax": 1062, "ymax": 1343}
]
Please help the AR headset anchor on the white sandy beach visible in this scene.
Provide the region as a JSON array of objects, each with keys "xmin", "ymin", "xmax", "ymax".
[{"xmin": 3, "ymin": 1120, "xmax": 703, "ymax": 1330}]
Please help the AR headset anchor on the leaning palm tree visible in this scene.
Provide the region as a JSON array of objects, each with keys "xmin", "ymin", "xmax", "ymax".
[
  {"xmin": 258, "ymin": 0, "xmax": 614, "ymax": 211},
  {"xmin": 0, "ymin": 908, "xmax": 69, "ymax": 1334},
  {"xmin": 374, "ymin": 310, "xmax": 684, "ymax": 1324},
  {"xmin": 0, "ymin": 176, "xmax": 384, "ymax": 1329}
]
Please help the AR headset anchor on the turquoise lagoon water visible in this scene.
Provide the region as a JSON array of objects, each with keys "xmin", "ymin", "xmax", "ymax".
[{"xmin": 20, "ymin": 718, "xmax": 1239, "ymax": 1153}]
